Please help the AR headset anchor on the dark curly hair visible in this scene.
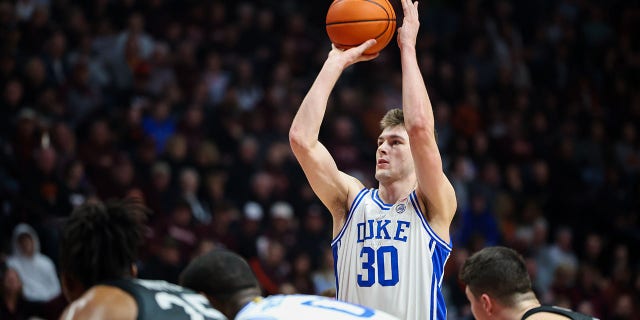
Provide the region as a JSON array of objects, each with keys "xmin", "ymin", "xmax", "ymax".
[{"xmin": 59, "ymin": 199, "xmax": 148, "ymax": 288}]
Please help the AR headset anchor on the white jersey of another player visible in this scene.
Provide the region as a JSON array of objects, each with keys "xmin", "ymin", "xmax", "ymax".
[
  {"xmin": 235, "ymin": 294, "xmax": 399, "ymax": 320},
  {"xmin": 332, "ymin": 188, "xmax": 452, "ymax": 320}
]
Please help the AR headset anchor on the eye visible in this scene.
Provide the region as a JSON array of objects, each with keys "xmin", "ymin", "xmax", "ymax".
[
  {"xmin": 391, "ymin": 140, "xmax": 401, "ymax": 145},
  {"xmin": 377, "ymin": 140, "xmax": 383, "ymax": 146}
]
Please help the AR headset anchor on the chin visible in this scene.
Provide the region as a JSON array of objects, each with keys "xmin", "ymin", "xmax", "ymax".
[{"xmin": 374, "ymin": 171, "xmax": 390, "ymax": 182}]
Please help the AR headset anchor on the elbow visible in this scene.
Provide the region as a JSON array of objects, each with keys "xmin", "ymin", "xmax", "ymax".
[
  {"xmin": 405, "ymin": 112, "xmax": 433, "ymax": 132},
  {"xmin": 289, "ymin": 126, "xmax": 311, "ymax": 152},
  {"xmin": 406, "ymin": 121, "xmax": 436, "ymax": 140}
]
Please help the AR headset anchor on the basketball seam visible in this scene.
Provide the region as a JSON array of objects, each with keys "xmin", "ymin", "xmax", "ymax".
[
  {"xmin": 326, "ymin": 0, "xmax": 396, "ymax": 49},
  {"xmin": 331, "ymin": 20, "xmax": 394, "ymax": 47},
  {"xmin": 326, "ymin": 0, "xmax": 392, "ymax": 23},
  {"xmin": 326, "ymin": 19, "xmax": 395, "ymax": 26}
]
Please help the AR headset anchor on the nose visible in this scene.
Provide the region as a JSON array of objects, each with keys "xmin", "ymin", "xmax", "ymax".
[{"xmin": 377, "ymin": 141, "xmax": 388, "ymax": 154}]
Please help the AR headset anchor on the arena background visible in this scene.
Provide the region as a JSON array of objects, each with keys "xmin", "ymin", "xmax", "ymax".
[{"xmin": 0, "ymin": 0, "xmax": 638, "ymax": 319}]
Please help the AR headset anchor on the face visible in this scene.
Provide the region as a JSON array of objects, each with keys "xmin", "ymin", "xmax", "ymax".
[
  {"xmin": 3, "ymin": 268, "xmax": 21, "ymax": 294},
  {"xmin": 375, "ymin": 125, "xmax": 414, "ymax": 183},
  {"xmin": 465, "ymin": 286, "xmax": 489, "ymax": 320},
  {"xmin": 18, "ymin": 234, "xmax": 35, "ymax": 257}
]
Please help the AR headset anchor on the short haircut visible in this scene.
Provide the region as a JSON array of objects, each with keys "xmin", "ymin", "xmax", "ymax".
[
  {"xmin": 379, "ymin": 108, "xmax": 438, "ymax": 140},
  {"xmin": 380, "ymin": 108, "xmax": 404, "ymax": 130},
  {"xmin": 59, "ymin": 199, "xmax": 148, "ymax": 288},
  {"xmin": 459, "ymin": 246, "xmax": 532, "ymax": 306},
  {"xmin": 180, "ymin": 249, "xmax": 259, "ymax": 299}
]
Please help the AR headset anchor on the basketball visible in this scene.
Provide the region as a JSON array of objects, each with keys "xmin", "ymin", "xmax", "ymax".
[{"xmin": 326, "ymin": 0, "xmax": 397, "ymax": 55}]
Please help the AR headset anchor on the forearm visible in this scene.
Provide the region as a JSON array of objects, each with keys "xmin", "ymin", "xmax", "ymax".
[
  {"xmin": 290, "ymin": 60, "xmax": 343, "ymax": 146},
  {"xmin": 400, "ymin": 47, "xmax": 435, "ymax": 133}
]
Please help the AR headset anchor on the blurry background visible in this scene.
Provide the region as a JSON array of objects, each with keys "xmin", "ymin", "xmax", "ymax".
[{"xmin": 0, "ymin": 0, "xmax": 638, "ymax": 319}]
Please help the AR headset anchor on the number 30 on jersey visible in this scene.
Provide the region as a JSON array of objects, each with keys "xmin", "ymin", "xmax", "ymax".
[{"xmin": 357, "ymin": 245, "xmax": 399, "ymax": 287}]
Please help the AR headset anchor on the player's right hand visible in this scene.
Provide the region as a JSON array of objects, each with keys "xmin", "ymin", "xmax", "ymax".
[{"xmin": 328, "ymin": 39, "xmax": 379, "ymax": 69}]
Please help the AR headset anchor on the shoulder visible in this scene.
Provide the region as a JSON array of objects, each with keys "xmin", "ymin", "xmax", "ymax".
[
  {"xmin": 525, "ymin": 312, "xmax": 575, "ymax": 320},
  {"xmin": 36, "ymin": 254, "xmax": 57, "ymax": 268},
  {"xmin": 60, "ymin": 285, "xmax": 138, "ymax": 320},
  {"xmin": 524, "ymin": 306, "xmax": 597, "ymax": 320}
]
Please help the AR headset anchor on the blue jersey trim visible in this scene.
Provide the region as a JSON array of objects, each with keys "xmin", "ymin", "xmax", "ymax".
[
  {"xmin": 331, "ymin": 188, "xmax": 369, "ymax": 246},
  {"xmin": 371, "ymin": 189, "xmax": 393, "ymax": 210},
  {"xmin": 332, "ymin": 244, "xmax": 340, "ymax": 298},
  {"xmin": 430, "ymin": 271, "xmax": 436, "ymax": 320},
  {"xmin": 409, "ymin": 191, "xmax": 452, "ymax": 250}
]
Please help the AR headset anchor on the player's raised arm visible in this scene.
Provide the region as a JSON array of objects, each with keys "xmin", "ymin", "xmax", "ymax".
[
  {"xmin": 397, "ymin": 0, "xmax": 456, "ymax": 239},
  {"xmin": 289, "ymin": 41, "xmax": 377, "ymax": 234}
]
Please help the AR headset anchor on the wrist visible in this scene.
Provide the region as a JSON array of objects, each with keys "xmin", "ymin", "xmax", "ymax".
[
  {"xmin": 324, "ymin": 58, "xmax": 347, "ymax": 72},
  {"xmin": 399, "ymin": 43, "xmax": 417, "ymax": 53}
]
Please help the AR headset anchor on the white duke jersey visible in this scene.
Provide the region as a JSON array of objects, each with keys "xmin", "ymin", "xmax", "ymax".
[
  {"xmin": 332, "ymin": 188, "xmax": 452, "ymax": 320},
  {"xmin": 236, "ymin": 294, "xmax": 399, "ymax": 320}
]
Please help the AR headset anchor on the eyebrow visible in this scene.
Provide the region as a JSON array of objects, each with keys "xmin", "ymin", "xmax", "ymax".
[{"xmin": 377, "ymin": 134, "xmax": 406, "ymax": 141}]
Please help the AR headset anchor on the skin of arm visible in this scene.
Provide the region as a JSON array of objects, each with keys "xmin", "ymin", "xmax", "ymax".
[
  {"xmin": 397, "ymin": 0, "xmax": 457, "ymax": 241},
  {"xmin": 289, "ymin": 40, "xmax": 378, "ymax": 237},
  {"xmin": 60, "ymin": 286, "xmax": 138, "ymax": 320}
]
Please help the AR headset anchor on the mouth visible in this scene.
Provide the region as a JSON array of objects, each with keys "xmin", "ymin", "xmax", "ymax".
[{"xmin": 377, "ymin": 159, "xmax": 389, "ymax": 166}]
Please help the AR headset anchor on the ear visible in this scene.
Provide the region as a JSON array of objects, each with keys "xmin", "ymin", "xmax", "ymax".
[
  {"xmin": 131, "ymin": 264, "xmax": 138, "ymax": 277},
  {"xmin": 480, "ymin": 293, "xmax": 494, "ymax": 315}
]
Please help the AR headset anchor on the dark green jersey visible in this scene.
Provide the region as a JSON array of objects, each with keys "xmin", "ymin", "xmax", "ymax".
[
  {"xmin": 104, "ymin": 279, "xmax": 226, "ymax": 320},
  {"xmin": 522, "ymin": 306, "xmax": 599, "ymax": 320}
]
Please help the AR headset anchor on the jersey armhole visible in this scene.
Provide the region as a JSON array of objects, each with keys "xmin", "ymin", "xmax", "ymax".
[
  {"xmin": 409, "ymin": 191, "xmax": 453, "ymax": 251},
  {"xmin": 331, "ymin": 188, "xmax": 369, "ymax": 246}
]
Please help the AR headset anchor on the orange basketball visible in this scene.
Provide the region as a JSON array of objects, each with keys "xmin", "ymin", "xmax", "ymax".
[{"xmin": 326, "ymin": 0, "xmax": 396, "ymax": 55}]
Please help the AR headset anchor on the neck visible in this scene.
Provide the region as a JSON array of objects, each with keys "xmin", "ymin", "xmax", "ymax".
[
  {"xmin": 378, "ymin": 178, "xmax": 416, "ymax": 204},
  {"xmin": 4, "ymin": 294, "xmax": 18, "ymax": 311},
  {"xmin": 506, "ymin": 293, "xmax": 540, "ymax": 320},
  {"xmin": 224, "ymin": 288, "xmax": 261, "ymax": 318}
]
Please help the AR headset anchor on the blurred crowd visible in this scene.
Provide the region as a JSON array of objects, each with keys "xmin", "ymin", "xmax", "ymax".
[{"xmin": 0, "ymin": 0, "xmax": 638, "ymax": 319}]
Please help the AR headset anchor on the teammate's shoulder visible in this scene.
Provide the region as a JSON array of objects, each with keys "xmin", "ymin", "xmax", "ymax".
[{"xmin": 61, "ymin": 285, "xmax": 137, "ymax": 320}]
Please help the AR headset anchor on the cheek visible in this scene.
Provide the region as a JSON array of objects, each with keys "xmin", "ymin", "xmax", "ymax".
[{"xmin": 469, "ymin": 302, "xmax": 481, "ymax": 319}]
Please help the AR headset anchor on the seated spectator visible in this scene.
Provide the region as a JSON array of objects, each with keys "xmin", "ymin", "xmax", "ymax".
[
  {"xmin": 0, "ymin": 267, "xmax": 40, "ymax": 320},
  {"xmin": 311, "ymin": 247, "xmax": 336, "ymax": 296},
  {"xmin": 6, "ymin": 224, "xmax": 61, "ymax": 303}
]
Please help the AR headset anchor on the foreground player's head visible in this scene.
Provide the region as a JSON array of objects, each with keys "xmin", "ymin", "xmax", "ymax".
[
  {"xmin": 459, "ymin": 246, "xmax": 537, "ymax": 320},
  {"xmin": 380, "ymin": 108, "xmax": 405, "ymax": 131},
  {"xmin": 180, "ymin": 249, "xmax": 260, "ymax": 318},
  {"xmin": 59, "ymin": 199, "xmax": 148, "ymax": 301},
  {"xmin": 376, "ymin": 108, "xmax": 416, "ymax": 183}
]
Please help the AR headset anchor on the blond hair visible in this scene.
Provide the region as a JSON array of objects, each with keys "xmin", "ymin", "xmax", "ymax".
[
  {"xmin": 380, "ymin": 108, "xmax": 404, "ymax": 130},
  {"xmin": 379, "ymin": 108, "xmax": 438, "ymax": 139}
]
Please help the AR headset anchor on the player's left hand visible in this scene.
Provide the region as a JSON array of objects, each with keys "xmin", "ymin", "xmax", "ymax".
[{"xmin": 397, "ymin": 0, "xmax": 419, "ymax": 50}]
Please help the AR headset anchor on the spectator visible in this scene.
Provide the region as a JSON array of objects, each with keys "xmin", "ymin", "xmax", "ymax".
[
  {"xmin": 179, "ymin": 167, "xmax": 211, "ymax": 224},
  {"xmin": 151, "ymin": 200, "xmax": 198, "ymax": 266},
  {"xmin": 143, "ymin": 161, "xmax": 173, "ymax": 218},
  {"xmin": 6, "ymin": 224, "xmax": 61, "ymax": 303},
  {"xmin": 142, "ymin": 99, "xmax": 176, "ymax": 155},
  {"xmin": 311, "ymin": 247, "xmax": 336, "ymax": 296},
  {"xmin": 249, "ymin": 240, "xmax": 290, "ymax": 296},
  {"xmin": 536, "ymin": 226, "xmax": 579, "ymax": 295},
  {"xmin": 236, "ymin": 201, "xmax": 263, "ymax": 260},
  {"xmin": 0, "ymin": 267, "xmax": 40, "ymax": 320},
  {"xmin": 256, "ymin": 201, "xmax": 297, "ymax": 256},
  {"xmin": 455, "ymin": 192, "xmax": 501, "ymax": 248}
]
